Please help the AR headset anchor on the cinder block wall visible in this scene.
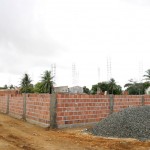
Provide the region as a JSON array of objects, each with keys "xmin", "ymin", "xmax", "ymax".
[{"xmin": 0, "ymin": 93, "xmax": 150, "ymax": 128}]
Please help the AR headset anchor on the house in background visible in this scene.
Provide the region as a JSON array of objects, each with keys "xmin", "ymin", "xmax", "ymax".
[
  {"xmin": 69, "ymin": 86, "xmax": 83, "ymax": 94},
  {"xmin": 54, "ymin": 86, "xmax": 83, "ymax": 94},
  {"xmin": 54, "ymin": 86, "xmax": 69, "ymax": 93}
]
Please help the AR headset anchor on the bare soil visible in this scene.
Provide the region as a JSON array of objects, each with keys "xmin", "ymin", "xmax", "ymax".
[{"xmin": 0, "ymin": 113, "xmax": 150, "ymax": 150}]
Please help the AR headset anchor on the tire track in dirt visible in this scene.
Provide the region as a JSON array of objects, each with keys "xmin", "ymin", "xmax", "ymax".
[{"xmin": 0, "ymin": 134, "xmax": 35, "ymax": 150}]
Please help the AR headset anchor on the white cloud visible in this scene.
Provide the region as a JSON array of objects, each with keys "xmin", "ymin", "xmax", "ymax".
[{"xmin": 0, "ymin": 0, "xmax": 150, "ymax": 88}]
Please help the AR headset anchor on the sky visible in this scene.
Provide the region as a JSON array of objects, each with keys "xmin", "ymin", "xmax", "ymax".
[{"xmin": 0, "ymin": 0, "xmax": 150, "ymax": 89}]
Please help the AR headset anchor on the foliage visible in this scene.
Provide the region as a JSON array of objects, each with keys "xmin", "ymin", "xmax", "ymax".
[
  {"xmin": 83, "ymin": 86, "xmax": 90, "ymax": 94},
  {"xmin": 20, "ymin": 73, "xmax": 34, "ymax": 93},
  {"xmin": 124, "ymin": 79, "xmax": 150, "ymax": 95},
  {"xmin": 34, "ymin": 82, "xmax": 44, "ymax": 93},
  {"xmin": 143, "ymin": 69, "xmax": 150, "ymax": 81},
  {"xmin": 40, "ymin": 70, "xmax": 54, "ymax": 94},
  {"xmin": 91, "ymin": 78, "xmax": 122, "ymax": 95},
  {"xmin": 0, "ymin": 85, "xmax": 8, "ymax": 89},
  {"xmin": 9, "ymin": 84, "xmax": 15, "ymax": 89},
  {"xmin": 91, "ymin": 84, "xmax": 98, "ymax": 94}
]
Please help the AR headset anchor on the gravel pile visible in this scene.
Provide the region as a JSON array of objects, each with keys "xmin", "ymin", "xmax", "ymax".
[{"xmin": 91, "ymin": 106, "xmax": 150, "ymax": 141}]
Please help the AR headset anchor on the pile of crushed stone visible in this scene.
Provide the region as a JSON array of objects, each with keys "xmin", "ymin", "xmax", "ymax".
[{"xmin": 91, "ymin": 106, "xmax": 150, "ymax": 141}]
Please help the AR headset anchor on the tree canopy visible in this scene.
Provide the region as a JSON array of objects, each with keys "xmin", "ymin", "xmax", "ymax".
[
  {"xmin": 91, "ymin": 78, "xmax": 122, "ymax": 95},
  {"xmin": 83, "ymin": 86, "xmax": 90, "ymax": 94},
  {"xmin": 20, "ymin": 73, "xmax": 34, "ymax": 93},
  {"xmin": 40, "ymin": 70, "xmax": 54, "ymax": 94},
  {"xmin": 124, "ymin": 79, "xmax": 150, "ymax": 95},
  {"xmin": 143, "ymin": 69, "xmax": 150, "ymax": 81}
]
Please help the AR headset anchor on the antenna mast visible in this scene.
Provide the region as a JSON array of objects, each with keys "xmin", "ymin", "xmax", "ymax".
[
  {"xmin": 107, "ymin": 57, "xmax": 112, "ymax": 81},
  {"xmin": 51, "ymin": 63, "xmax": 56, "ymax": 86}
]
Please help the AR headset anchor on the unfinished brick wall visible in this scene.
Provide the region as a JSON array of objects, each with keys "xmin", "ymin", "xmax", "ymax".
[
  {"xmin": 0, "ymin": 95, "xmax": 7, "ymax": 113},
  {"xmin": 0, "ymin": 93, "xmax": 150, "ymax": 128},
  {"xmin": 9, "ymin": 94, "xmax": 23, "ymax": 118},
  {"xmin": 56, "ymin": 94, "xmax": 110, "ymax": 128},
  {"xmin": 0, "ymin": 94, "xmax": 51, "ymax": 127},
  {"xmin": 26, "ymin": 94, "xmax": 50, "ymax": 127},
  {"xmin": 113, "ymin": 95, "xmax": 142, "ymax": 113},
  {"xmin": 0, "ymin": 90, "xmax": 19, "ymax": 96},
  {"xmin": 144, "ymin": 95, "xmax": 150, "ymax": 105},
  {"xmin": 56, "ymin": 94, "xmax": 150, "ymax": 128}
]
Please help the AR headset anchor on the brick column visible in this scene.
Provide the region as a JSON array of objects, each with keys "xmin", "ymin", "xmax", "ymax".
[
  {"xmin": 50, "ymin": 93, "xmax": 57, "ymax": 128},
  {"xmin": 141, "ymin": 95, "xmax": 145, "ymax": 106},
  {"xmin": 6, "ymin": 94, "xmax": 10, "ymax": 114},
  {"xmin": 22, "ymin": 94, "xmax": 27, "ymax": 120},
  {"xmin": 109, "ymin": 94, "xmax": 114, "ymax": 114}
]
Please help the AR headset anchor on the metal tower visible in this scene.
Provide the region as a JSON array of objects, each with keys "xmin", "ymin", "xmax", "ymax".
[
  {"xmin": 107, "ymin": 57, "xmax": 112, "ymax": 81},
  {"xmin": 72, "ymin": 63, "xmax": 79, "ymax": 86},
  {"xmin": 98, "ymin": 67, "xmax": 100, "ymax": 83},
  {"xmin": 72, "ymin": 63, "xmax": 76, "ymax": 86},
  {"xmin": 51, "ymin": 63, "xmax": 56, "ymax": 86},
  {"xmin": 138, "ymin": 61, "xmax": 143, "ymax": 82}
]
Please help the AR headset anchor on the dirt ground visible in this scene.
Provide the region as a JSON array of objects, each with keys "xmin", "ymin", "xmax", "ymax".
[{"xmin": 0, "ymin": 113, "xmax": 150, "ymax": 150}]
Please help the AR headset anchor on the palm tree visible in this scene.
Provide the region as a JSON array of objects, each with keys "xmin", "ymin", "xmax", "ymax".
[
  {"xmin": 143, "ymin": 69, "xmax": 150, "ymax": 81},
  {"xmin": 124, "ymin": 79, "xmax": 145, "ymax": 95},
  {"xmin": 40, "ymin": 70, "xmax": 54, "ymax": 94},
  {"xmin": 20, "ymin": 73, "xmax": 33, "ymax": 93},
  {"xmin": 124, "ymin": 79, "xmax": 135, "ymax": 88},
  {"xmin": 108, "ymin": 78, "xmax": 116, "ymax": 94}
]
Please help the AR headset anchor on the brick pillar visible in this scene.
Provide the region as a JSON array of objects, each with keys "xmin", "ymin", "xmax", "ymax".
[
  {"xmin": 22, "ymin": 94, "xmax": 27, "ymax": 120},
  {"xmin": 109, "ymin": 94, "xmax": 114, "ymax": 114},
  {"xmin": 6, "ymin": 94, "xmax": 10, "ymax": 114},
  {"xmin": 50, "ymin": 93, "xmax": 57, "ymax": 128},
  {"xmin": 141, "ymin": 95, "xmax": 145, "ymax": 106}
]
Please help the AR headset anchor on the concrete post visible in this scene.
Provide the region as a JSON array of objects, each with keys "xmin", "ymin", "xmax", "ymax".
[
  {"xmin": 141, "ymin": 95, "xmax": 145, "ymax": 106},
  {"xmin": 6, "ymin": 94, "xmax": 10, "ymax": 114},
  {"xmin": 50, "ymin": 93, "xmax": 57, "ymax": 128},
  {"xmin": 109, "ymin": 94, "xmax": 114, "ymax": 114},
  {"xmin": 22, "ymin": 94, "xmax": 26, "ymax": 120}
]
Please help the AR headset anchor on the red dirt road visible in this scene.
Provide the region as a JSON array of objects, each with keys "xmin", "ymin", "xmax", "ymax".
[{"xmin": 0, "ymin": 113, "xmax": 150, "ymax": 150}]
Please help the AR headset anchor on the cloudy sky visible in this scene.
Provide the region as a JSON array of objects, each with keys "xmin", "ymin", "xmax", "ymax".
[{"xmin": 0, "ymin": 0, "xmax": 150, "ymax": 88}]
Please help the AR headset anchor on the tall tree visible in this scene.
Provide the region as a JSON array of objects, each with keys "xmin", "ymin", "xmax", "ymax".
[
  {"xmin": 108, "ymin": 78, "xmax": 116, "ymax": 94},
  {"xmin": 124, "ymin": 79, "xmax": 150, "ymax": 95},
  {"xmin": 108, "ymin": 78, "xmax": 122, "ymax": 94},
  {"xmin": 143, "ymin": 69, "xmax": 150, "ymax": 81},
  {"xmin": 40, "ymin": 70, "xmax": 54, "ymax": 94},
  {"xmin": 9, "ymin": 84, "xmax": 15, "ymax": 89},
  {"xmin": 91, "ymin": 79, "xmax": 122, "ymax": 95},
  {"xmin": 20, "ymin": 73, "xmax": 33, "ymax": 93},
  {"xmin": 83, "ymin": 86, "xmax": 90, "ymax": 94}
]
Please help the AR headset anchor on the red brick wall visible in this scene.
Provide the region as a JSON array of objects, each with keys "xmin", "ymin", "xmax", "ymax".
[
  {"xmin": 56, "ymin": 94, "xmax": 110, "ymax": 127},
  {"xmin": 144, "ymin": 95, "xmax": 150, "ymax": 105},
  {"xmin": 9, "ymin": 94, "xmax": 23, "ymax": 118},
  {"xmin": 113, "ymin": 95, "xmax": 142, "ymax": 112},
  {"xmin": 0, "ymin": 95, "xmax": 7, "ymax": 113},
  {"xmin": 56, "ymin": 94, "xmax": 150, "ymax": 128},
  {"xmin": 26, "ymin": 94, "xmax": 50, "ymax": 126},
  {"xmin": 0, "ymin": 94, "xmax": 51, "ymax": 127},
  {"xmin": 0, "ymin": 90, "xmax": 19, "ymax": 96},
  {"xmin": 0, "ymin": 93, "xmax": 150, "ymax": 128}
]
